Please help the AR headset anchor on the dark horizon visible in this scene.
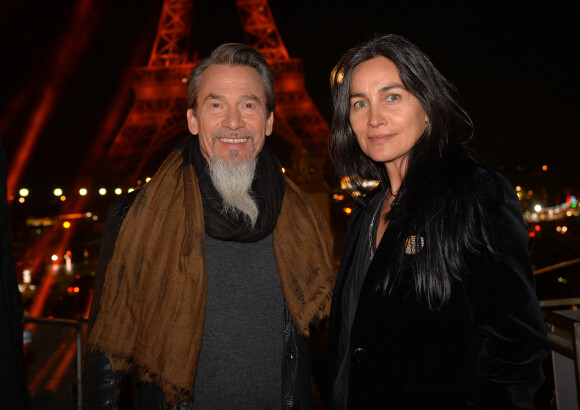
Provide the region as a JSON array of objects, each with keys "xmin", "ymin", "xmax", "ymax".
[{"xmin": 1, "ymin": 0, "xmax": 579, "ymax": 203}]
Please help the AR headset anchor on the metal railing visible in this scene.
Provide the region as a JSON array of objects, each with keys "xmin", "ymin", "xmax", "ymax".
[
  {"xmin": 20, "ymin": 258, "xmax": 579, "ymax": 409},
  {"xmin": 24, "ymin": 317, "xmax": 87, "ymax": 410},
  {"xmin": 535, "ymin": 257, "xmax": 580, "ymax": 310},
  {"xmin": 535, "ymin": 258, "xmax": 580, "ymax": 409}
]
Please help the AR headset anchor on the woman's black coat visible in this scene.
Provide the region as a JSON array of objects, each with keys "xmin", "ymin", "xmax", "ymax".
[{"xmin": 329, "ymin": 168, "xmax": 549, "ymax": 409}]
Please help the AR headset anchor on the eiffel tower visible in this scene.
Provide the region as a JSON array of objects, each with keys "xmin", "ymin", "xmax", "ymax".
[{"xmin": 103, "ymin": 0, "xmax": 330, "ymax": 190}]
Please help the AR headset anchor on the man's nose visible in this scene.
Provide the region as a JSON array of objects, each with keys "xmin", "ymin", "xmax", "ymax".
[{"xmin": 222, "ymin": 108, "xmax": 244, "ymax": 129}]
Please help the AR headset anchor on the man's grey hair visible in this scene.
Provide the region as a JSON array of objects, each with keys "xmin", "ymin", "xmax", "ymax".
[{"xmin": 186, "ymin": 43, "xmax": 276, "ymax": 116}]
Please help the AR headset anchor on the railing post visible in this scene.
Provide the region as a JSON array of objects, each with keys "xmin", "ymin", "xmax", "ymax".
[
  {"xmin": 76, "ymin": 319, "xmax": 83, "ymax": 410},
  {"xmin": 543, "ymin": 309, "xmax": 580, "ymax": 409}
]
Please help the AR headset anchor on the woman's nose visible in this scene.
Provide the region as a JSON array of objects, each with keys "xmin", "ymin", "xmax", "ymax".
[{"xmin": 368, "ymin": 106, "xmax": 386, "ymax": 128}]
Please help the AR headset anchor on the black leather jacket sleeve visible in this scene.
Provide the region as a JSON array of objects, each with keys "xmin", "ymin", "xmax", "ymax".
[
  {"xmin": 83, "ymin": 192, "xmax": 138, "ymax": 409},
  {"xmin": 83, "ymin": 351, "xmax": 123, "ymax": 409}
]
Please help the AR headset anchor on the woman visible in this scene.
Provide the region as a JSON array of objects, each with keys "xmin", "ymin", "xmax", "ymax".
[{"xmin": 328, "ymin": 34, "xmax": 549, "ymax": 409}]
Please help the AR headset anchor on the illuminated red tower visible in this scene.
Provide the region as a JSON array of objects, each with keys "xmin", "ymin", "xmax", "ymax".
[{"xmin": 103, "ymin": 0, "xmax": 330, "ymax": 186}]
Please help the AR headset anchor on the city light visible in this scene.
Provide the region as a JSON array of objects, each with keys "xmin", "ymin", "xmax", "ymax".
[
  {"xmin": 9, "ymin": 182, "xmax": 167, "ymax": 202},
  {"xmin": 23, "ymin": 269, "xmax": 31, "ymax": 284},
  {"xmin": 340, "ymin": 176, "xmax": 380, "ymax": 192},
  {"xmin": 64, "ymin": 250, "xmax": 72, "ymax": 272},
  {"xmin": 526, "ymin": 196, "xmax": 579, "ymax": 223},
  {"xmin": 542, "ymin": 165, "xmax": 548, "ymax": 171},
  {"xmin": 62, "ymin": 221, "xmax": 71, "ymax": 229}
]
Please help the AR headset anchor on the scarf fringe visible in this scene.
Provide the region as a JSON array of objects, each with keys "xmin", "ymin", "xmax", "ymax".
[{"xmin": 87, "ymin": 347, "xmax": 194, "ymax": 405}]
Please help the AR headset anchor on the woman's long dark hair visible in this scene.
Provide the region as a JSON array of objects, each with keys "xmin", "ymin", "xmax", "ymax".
[{"xmin": 330, "ymin": 34, "xmax": 495, "ymax": 310}]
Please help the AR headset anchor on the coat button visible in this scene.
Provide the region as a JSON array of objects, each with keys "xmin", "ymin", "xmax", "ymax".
[{"xmin": 353, "ymin": 347, "xmax": 366, "ymax": 361}]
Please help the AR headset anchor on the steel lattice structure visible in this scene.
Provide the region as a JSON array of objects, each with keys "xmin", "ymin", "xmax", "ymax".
[{"xmin": 104, "ymin": 0, "xmax": 329, "ymax": 185}]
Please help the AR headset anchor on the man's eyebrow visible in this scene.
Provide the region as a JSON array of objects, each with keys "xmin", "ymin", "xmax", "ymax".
[
  {"xmin": 239, "ymin": 94, "xmax": 260, "ymax": 102},
  {"xmin": 203, "ymin": 93, "xmax": 225, "ymax": 103},
  {"xmin": 202, "ymin": 93, "xmax": 261, "ymax": 103}
]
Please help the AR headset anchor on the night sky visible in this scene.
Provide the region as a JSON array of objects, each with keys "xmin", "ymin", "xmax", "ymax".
[{"xmin": 1, "ymin": 0, "xmax": 579, "ymax": 200}]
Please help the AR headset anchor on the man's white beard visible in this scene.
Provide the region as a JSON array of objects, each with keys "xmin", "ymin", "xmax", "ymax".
[{"xmin": 208, "ymin": 153, "xmax": 259, "ymax": 228}]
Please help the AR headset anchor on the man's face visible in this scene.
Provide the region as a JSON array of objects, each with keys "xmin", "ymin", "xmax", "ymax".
[{"xmin": 187, "ymin": 64, "xmax": 274, "ymax": 163}]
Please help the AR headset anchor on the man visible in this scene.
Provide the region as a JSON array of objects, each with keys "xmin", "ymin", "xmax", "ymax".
[{"xmin": 83, "ymin": 43, "xmax": 336, "ymax": 409}]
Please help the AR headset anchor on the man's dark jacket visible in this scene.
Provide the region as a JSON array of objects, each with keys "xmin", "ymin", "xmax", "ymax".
[{"xmin": 83, "ymin": 190, "xmax": 329, "ymax": 409}]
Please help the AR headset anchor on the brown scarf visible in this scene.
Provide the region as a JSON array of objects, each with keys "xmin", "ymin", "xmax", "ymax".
[{"xmin": 87, "ymin": 142, "xmax": 336, "ymax": 404}]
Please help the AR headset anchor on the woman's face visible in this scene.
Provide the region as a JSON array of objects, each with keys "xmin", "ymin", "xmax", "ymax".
[{"xmin": 349, "ymin": 56, "xmax": 428, "ymax": 172}]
